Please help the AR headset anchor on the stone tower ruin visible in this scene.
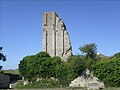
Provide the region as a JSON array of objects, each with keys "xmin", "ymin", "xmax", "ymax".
[{"xmin": 42, "ymin": 12, "xmax": 72, "ymax": 61}]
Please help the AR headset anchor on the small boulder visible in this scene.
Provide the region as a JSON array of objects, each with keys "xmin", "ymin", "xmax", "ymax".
[{"xmin": 69, "ymin": 69, "xmax": 105, "ymax": 90}]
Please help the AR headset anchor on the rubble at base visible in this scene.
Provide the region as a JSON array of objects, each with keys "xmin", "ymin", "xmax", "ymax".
[{"xmin": 69, "ymin": 69, "xmax": 105, "ymax": 90}]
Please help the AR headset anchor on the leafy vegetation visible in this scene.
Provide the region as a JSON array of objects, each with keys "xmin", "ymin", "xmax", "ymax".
[
  {"xmin": 19, "ymin": 52, "xmax": 61, "ymax": 81},
  {"xmin": 0, "ymin": 47, "xmax": 6, "ymax": 71},
  {"xmin": 18, "ymin": 43, "xmax": 120, "ymax": 88},
  {"xmin": 0, "ymin": 47, "xmax": 6, "ymax": 62},
  {"xmin": 16, "ymin": 78, "xmax": 60, "ymax": 89},
  {"xmin": 79, "ymin": 43, "xmax": 97, "ymax": 60},
  {"xmin": 56, "ymin": 56, "xmax": 86, "ymax": 87},
  {"xmin": 18, "ymin": 52, "xmax": 86, "ymax": 87},
  {"xmin": 91, "ymin": 52, "xmax": 120, "ymax": 87},
  {"xmin": 79, "ymin": 44, "xmax": 120, "ymax": 87}
]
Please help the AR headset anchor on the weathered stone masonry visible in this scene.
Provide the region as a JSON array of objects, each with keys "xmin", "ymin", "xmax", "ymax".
[{"xmin": 42, "ymin": 12, "xmax": 72, "ymax": 61}]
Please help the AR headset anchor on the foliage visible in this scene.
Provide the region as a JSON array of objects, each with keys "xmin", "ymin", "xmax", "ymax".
[
  {"xmin": 19, "ymin": 52, "xmax": 61, "ymax": 81},
  {"xmin": 0, "ymin": 47, "xmax": 7, "ymax": 71},
  {"xmin": 36, "ymin": 52, "xmax": 50, "ymax": 58},
  {"xmin": 16, "ymin": 78, "xmax": 60, "ymax": 89},
  {"xmin": 19, "ymin": 52, "xmax": 86, "ymax": 87},
  {"xmin": 0, "ymin": 47, "xmax": 6, "ymax": 61},
  {"xmin": 56, "ymin": 55, "xmax": 86, "ymax": 87},
  {"xmin": 67, "ymin": 56, "xmax": 86, "ymax": 77},
  {"xmin": 111, "ymin": 52, "xmax": 120, "ymax": 59},
  {"xmin": 79, "ymin": 43, "xmax": 97, "ymax": 60},
  {"xmin": 79, "ymin": 43, "xmax": 120, "ymax": 87},
  {"xmin": 18, "ymin": 43, "xmax": 120, "ymax": 88},
  {"xmin": 53, "ymin": 63, "xmax": 68, "ymax": 87},
  {"xmin": 91, "ymin": 53, "xmax": 120, "ymax": 87},
  {"xmin": 83, "ymin": 58, "xmax": 96, "ymax": 70}
]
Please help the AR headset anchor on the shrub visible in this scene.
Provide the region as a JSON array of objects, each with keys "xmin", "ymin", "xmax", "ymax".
[
  {"xmin": 56, "ymin": 56, "xmax": 86, "ymax": 87},
  {"xmin": 19, "ymin": 52, "xmax": 61, "ymax": 81},
  {"xmin": 19, "ymin": 53, "xmax": 86, "ymax": 87},
  {"xmin": 91, "ymin": 53, "xmax": 120, "ymax": 87},
  {"xmin": 16, "ymin": 78, "xmax": 60, "ymax": 89}
]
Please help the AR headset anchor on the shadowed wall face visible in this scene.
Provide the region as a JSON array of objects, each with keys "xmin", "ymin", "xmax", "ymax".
[
  {"xmin": 0, "ymin": 73, "xmax": 10, "ymax": 89},
  {"xmin": 42, "ymin": 12, "xmax": 72, "ymax": 61}
]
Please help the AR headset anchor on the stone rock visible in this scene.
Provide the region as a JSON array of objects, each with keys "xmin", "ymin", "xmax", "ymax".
[
  {"xmin": 23, "ymin": 80, "xmax": 28, "ymax": 85},
  {"xmin": 42, "ymin": 12, "xmax": 72, "ymax": 61},
  {"xmin": 69, "ymin": 76, "xmax": 86, "ymax": 87},
  {"xmin": 86, "ymin": 79, "xmax": 105, "ymax": 90},
  {"xmin": 69, "ymin": 69, "xmax": 105, "ymax": 89}
]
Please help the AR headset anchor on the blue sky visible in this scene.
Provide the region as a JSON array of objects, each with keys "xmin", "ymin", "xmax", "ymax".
[{"xmin": 0, "ymin": 0, "xmax": 120, "ymax": 69}]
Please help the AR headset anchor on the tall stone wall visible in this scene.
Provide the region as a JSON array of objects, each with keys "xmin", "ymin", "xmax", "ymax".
[{"xmin": 42, "ymin": 12, "xmax": 72, "ymax": 61}]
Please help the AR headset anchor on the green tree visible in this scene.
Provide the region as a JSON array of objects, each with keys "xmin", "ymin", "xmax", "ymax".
[
  {"xmin": 79, "ymin": 43, "xmax": 97, "ymax": 60},
  {"xmin": 0, "ymin": 47, "xmax": 6, "ymax": 71},
  {"xmin": 0, "ymin": 47, "xmax": 6, "ymax": 61}
]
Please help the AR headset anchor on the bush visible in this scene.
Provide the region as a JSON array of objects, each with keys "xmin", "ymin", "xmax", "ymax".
[
  {"xmin": 56, "ymin": 55, "xmax": 86, "ymax": 87},
  {"xmin": 19, "ymin": 52, "xmax": 61, "ymax": 81},
  {"xmin": 19, "ymin": 53, "xmax": 86, "ymax": 87},
  {"xmin": 16, "ymin": 78, "xmax": 60, "ymax": 89},
  {"xmin": 91, "ymin": 53, "xmax": 120, "ymax": 87},
  {"xmin": 19, "ymin": 51, "xmax": 120, "ymax": 87}
]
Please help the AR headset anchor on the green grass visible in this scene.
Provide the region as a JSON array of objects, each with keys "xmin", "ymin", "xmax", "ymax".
[
  {"xmin": 15, "ymin": 81, "xmax": 120, "ymax": 90},
  {"xmin": 15, "ymin": 78, "xmax": 61, "ymax": 89},
  {"xmin": 3, "ymin": 69, "xmax": 119, "ymax": 90},
  {"xmin": 38, "ymin": 88, "xmax": 120, "ymax": 90},
  {"xmin": 103, "ymin": 87, "xmax": 120, "ymax": 90},
  {"xmin": 3, "ymin": 69, "xmax": 20, "ymax": 74},
  {"xmin": 10, "ymin": 87, "xmax": 120, "ymax": 90}
]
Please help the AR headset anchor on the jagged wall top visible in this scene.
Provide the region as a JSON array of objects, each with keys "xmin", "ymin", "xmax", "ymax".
[{"xmin": 42, "ymin": 12, "xmax": 72, "ymax": 61}]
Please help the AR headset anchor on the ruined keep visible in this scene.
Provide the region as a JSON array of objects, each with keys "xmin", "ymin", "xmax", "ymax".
[{"xmin": 42, "ymin": 12, "xmax": 72, "ymax": 61}]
